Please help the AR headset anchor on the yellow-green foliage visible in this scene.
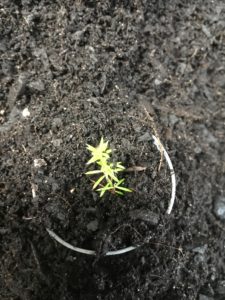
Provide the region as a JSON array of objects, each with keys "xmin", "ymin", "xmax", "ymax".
[{"xmin": 86, "ymin": 137, "xmax": 132, "ymax": 197}]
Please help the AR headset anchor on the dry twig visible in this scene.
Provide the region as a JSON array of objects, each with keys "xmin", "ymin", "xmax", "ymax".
[{"xmin": 141, "ymin": 104, "xmax": 164, "ymax": 171}]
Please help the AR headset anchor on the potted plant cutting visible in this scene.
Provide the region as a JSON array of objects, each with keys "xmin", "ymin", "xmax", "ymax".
[{"xmin": 46, "ymin": 134, "xmax": 176, "ymax": 256}]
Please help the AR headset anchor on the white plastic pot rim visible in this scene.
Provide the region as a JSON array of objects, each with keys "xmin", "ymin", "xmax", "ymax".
[{"xmin": 47, "ymin": 134, "xmax": 176, "ymax": 256}]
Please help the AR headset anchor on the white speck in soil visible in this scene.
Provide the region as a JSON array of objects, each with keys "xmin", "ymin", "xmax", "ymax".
[
  {"xmin": 34, "ymin": 158, "xmax": 47, "ymax": 168},
  {"xmin": 22, "ymin": 107, "xmax": 30, "ymax": 118}
]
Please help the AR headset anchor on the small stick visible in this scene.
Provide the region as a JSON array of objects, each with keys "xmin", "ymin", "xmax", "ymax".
[
  {"xmin": 30, "ymin": 242, "xmax": 42, "ymax": 271},
  {"xmin": 147, "ymin": 241, "xmax": 184, "ymax": 257},
  {"xmin": 142, "ymin": 105, "xmax": 164, "ymax": 171},
  {"xmin": 31, "ymin": 183, "xmax": 37, "ymax": 199},
  {"xmin": 125, "ymin": 166, "xmax": 147, "ymax": 172}
]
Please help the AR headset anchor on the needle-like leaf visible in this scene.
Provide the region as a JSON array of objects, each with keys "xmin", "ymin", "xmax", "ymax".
[
  {"xmin": 93, "ymin": 175, "xmax": 105, "ymax": 190},
  {"xmin": 85, "ymin": 170, "xmax": 103, "ymax": 175}
]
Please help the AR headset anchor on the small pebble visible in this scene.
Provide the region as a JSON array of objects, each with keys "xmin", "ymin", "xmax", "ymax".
[
  {"xmin": 216, "ymin": 280, "xmax": 225, "ymax": 295},
  {"xmin": 154, "ymin": 78, "xmax": 162, "ymax": 86},
  {"xmin": 34, "ymin": 158, "xmax": 47, "ymax": 168},
  {"xmin": 7, "ymin": 73, "xmax": 28, "ymax": 108},
  {"xmin": 198, "ymin": 125, "xmax": 217, "ymax": 144},
  {"xmin": 129, "ymin": 209, "xmax": 159, "ymax": 226},
  {"xmin": 52, "ymin": 118, "xmax": 63, "ymax": 130},
  {"xmin": 87, "ymin": 220, "xmax": 99, "ymax": 231},
  {"xmin": 202, "ymin": 25, "xmax": 211, "ymax": 38},
  {"xmin": 0, "ymin": 228, "xmax": 9, "ymax": 235},
  {"xmin": 0, "ymin": 39, "xmax": 7, "ymax": 52},
  {"xmin": 169, "ymin": 114, "xmax": 179, "ymax": 126},
  {"xmin": 194, "ymin": 253, "xmax": 205, "ymax": 264},
  {"xmin": 192, "ymin": 244, "xmax": 207, "ymax": 255},
  {"xmin": 214, "ymin": 196, "xmax": 225, "ymax": 220},
  {"xmin": 52, "ymin": 139, "xmax": 62, "ymax": 147},
  {"xmin": 141, "ymin": 256, "xmax": 146, "ymax": 265},
  {"xmin": 28, "ymin": 79, "xmax": 45, "ymax": 92},
  {"xmin": 143, "ymin": 24, "xmax": 152, "ymax": 33},
  {"xmin": 138, "ymin": 132, "xmax": 152, "ymax": 142},
  {"xmin": 194, "ymin": 146, "xmax": 202, "ymax": 154},
  {"xmin": 33, "ymin": 48, "xmax": 49, "ymax": 69}
]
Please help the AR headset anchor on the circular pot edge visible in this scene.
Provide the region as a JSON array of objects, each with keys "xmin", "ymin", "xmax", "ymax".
[{"xmin": 46, "ymin": 134, "xmax": 176, "ymax": 256}]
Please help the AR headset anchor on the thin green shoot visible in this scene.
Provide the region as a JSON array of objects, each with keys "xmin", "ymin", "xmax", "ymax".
[{"xmin": 86, "ymin": 137, "xmax": 132, "ymax": 197}]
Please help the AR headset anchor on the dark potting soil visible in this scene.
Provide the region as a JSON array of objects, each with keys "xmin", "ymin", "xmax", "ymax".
[{"xmin": 1, "ymin": 0, "xmax": 225, "ymax": 299}]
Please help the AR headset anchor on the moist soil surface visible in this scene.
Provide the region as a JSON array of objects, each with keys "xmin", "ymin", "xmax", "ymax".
[{"xmin": 1, "ymin": 1, "xmax": 225, "ymax": 299}]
